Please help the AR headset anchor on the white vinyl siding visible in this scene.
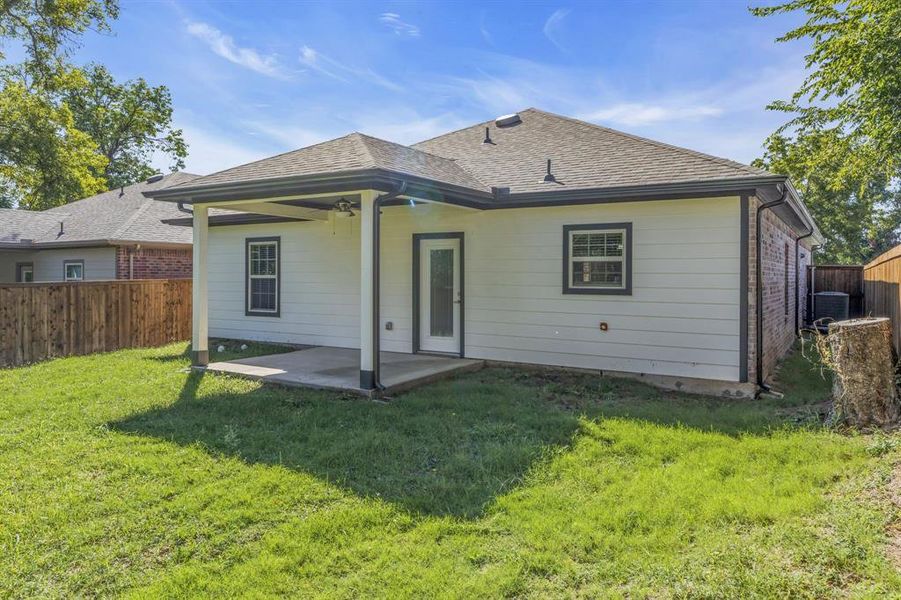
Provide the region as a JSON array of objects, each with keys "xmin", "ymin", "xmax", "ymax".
[
  {"xmin": 208, "ymin": 221, "xmax": 360, "ymax": 348},
  {"xmin": 206, "ymin": 196, "xmax": 742, "ymax": 381}
]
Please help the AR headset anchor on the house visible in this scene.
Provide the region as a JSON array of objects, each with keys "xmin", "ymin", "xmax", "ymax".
[
  {"xmin": 0, "ymin": 172, "xmax": 198, "ymax": 283},
  {"xmin": 150, "ymin": 108, "xmax": 822, "ymax": 395}
]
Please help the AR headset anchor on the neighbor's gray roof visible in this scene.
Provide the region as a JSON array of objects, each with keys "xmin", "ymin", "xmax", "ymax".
[
  {"xmin": 156, "ymin": 108, "xmax": 772, "ymax": 201},
  {"xmin": 0, "ymin": 209, "xmax": 69, "ymax": 245},
  {"xmin": 0, "ymin": 172, "xmax": 199, "ymax": 248},
  {"xmin": 413, "ymin": 108, "xmax": 770, "ymax": 194},
  {"xmin": 180, "ymin": 132, "xmax": 490, "ymax": 192}
]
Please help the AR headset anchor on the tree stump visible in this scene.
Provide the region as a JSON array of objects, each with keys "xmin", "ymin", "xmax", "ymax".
[{"xmin": 827, "ymin": 317, "xmax": 899, "ymax": 429}]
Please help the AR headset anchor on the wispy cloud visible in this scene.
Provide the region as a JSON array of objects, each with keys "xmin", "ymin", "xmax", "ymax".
[
  {"xmin": 299, "ymin": 45, "xmax": 346, "ymax": 82},
  {"xmin": 186, "ymin": 21, "xmax": 286, "ymax": 79},
  {"xmin": 584, "ymin": 103, "xmax": 724, "ymax": 127},
  {"xmin": 379, "ymin": 13, "xmax": 421, "ymax": 37},
  {"xmin": 169, "ymin": 124, "xmax": 282, "ymax": 175},
  {"xmin": 298, "ymin": 45, "xmax": 402, "ymax": 92},
  {"xmin": 241, "ymin": 120, "xmax": 332, "ymax": 150},
  {"xmin": 543, "ymin": 9, "xmax": 570, "ymax": 52},
  {"xmin": 479, "ymin": 12, "xmax": 493, "ymax": 45}
]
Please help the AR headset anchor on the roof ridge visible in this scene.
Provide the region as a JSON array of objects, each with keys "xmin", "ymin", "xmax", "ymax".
[
  {"xmin": 412, "ymin": 116, "xmax": 495, "ymax": 148},
  {"xmin": 349, "ymin": 132, "xmax": 378, "ymax": 168},
  {"xmin": 523, "ymin": 107, "xmax": 767, "ymax": 176},
  {"xmin": 111, "ymin": 200, "xmax": 152, "ymax": 239},
  {"xmin": 355, "ymin": 131, "xmax": 471, "ymax": 164},
  {"xmin": 0, "ymin": 207, "xmax": 71, "ymax": 217},
  {"xmin": 166, "ymin": 133, "xmax": 358, "ymax": 191}
]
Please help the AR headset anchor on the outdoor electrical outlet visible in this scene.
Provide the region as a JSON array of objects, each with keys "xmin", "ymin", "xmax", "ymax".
[
  {"xmin": 599, "ymin": 322, "xmax": 609, "ymax": 331},
  {"xmin": 385, "ymin": 321, "xmax": 393, "ymax": 330}
]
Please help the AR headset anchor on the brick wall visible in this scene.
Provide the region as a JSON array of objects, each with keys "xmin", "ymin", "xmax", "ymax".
[
  {"xmin": 747, "ymin": 196, "xmax": 814, "ymax": 384},
  {"xmin": 115, "ymin": 246, "xmax": 192, "ymax": 280}
]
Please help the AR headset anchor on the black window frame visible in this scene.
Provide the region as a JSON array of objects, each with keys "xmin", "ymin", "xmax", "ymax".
[
  {"xmin": 15, "ymin": 262, "xmax": 34, "ymax": 283},
  {"xmin": 245, "ymin": 236, "xmax": 281, "ymax": 317},
  {"xmin": 562, "ymin": 223, "xmax": 633, "ymax": 295},
  {"xmin": 63, "ymin": 260, "xmax": 84, "ymax": 282}
]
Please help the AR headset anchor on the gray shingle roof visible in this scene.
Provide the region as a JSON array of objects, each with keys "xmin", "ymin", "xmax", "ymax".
[
  {"xmin": 179, "ymin": 132, "xmax": 489, "ymax": 191},
  {"xmin": 0, "ymin": 172, "xmax": 199, "ymax": 248},
  {"xmin": 413, "ymin": 108, "xmax": 770, "ymax": 194},
  {"xmin": 156, "ymin": 108, "xmax": 771, "ymax": 202},
  {"xmin": 0, "ymin": 209, "xmax": 68, "ymax": 244}
]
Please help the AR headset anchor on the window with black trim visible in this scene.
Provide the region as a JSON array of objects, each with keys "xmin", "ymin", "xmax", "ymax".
[
  {"xmin": 16, "ymin": 263, "xmax": 33, "ymax": 283},
  {"xmin": 64, "ymin": 260, "xmax": 84, "ymax": 281},
  {"xmin": 246, "ymin": 237, "xmax": 280, "ymax": 316},
  {"xmin": 563, "ymin": 223, "xmax": 632, "ymax": 295}
]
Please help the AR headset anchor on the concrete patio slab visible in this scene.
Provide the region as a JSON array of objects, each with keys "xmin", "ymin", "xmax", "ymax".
[{"xmin": 205, "ymin": 346, "xmax": 483, "ymax": 396}]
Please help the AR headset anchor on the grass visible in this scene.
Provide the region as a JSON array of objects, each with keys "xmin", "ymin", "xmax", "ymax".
[{"xmin": 1, "ymin": 342, "xmax": 900, "ymax": 597}]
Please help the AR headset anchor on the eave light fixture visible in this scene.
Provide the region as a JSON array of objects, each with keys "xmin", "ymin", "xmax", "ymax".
[{"xmin": 333, "ymin": 198, "xmax": 355, "ymax": 218}]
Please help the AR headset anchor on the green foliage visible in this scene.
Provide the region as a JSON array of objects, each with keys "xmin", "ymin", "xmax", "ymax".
[
  {"xmin": 0, "ymin": 0, "xmax": 119, "ymax": 207},
  {"xmin": 754, "ymin": 130, "xmax": 901, "ymax": 263},
  {"xmin": 0, "ymin": 0, "xmax": 119, "ymax": 81},
  {"xmin": 0, "ymin": 77, "xmax": 107, "ymax": 209},
  {"xmin": 0, "ymin": 342, "xmax": 899, "ymax": 596},
  {"xmin": 751, "ymin": 0, "xmax": 901, "ymax": 184},
  {"xmin": 0, "ymin": 1, "xmax": 187, "ymax": 205},
  {"xmin": 751, "ymin": 0, "xmax": 901, "ymax": 264},
  {"xmin": 64, "ymin": 64, "xmax": 186, "ymax": 189}
]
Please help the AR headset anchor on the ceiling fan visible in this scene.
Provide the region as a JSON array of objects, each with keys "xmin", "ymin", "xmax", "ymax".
[{"xmin": 332, "ymin": 198, "xmax": 356, "ymax": 218}]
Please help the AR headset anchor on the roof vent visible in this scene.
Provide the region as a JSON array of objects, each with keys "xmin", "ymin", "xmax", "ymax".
[
  {"xmin": 146, "ymin": 173, "xmax": 165, "ymax": 184},
  {"xmin": 495, "ymin": 113, "xmax": 522, "ymax": 128},
  {"xmin": 542, "ymin": 158, "xmax": 556, "ymax": 183},
  {"xmin": 482, "ymin": 127, "xmax": 494, "ymax": 145}
]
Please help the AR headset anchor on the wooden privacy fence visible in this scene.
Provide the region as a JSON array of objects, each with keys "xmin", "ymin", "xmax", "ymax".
[
  {"xmin": 0, "ymin": 279, "xmax": 192, "ymax": 367},
  {"xmin": 806, "ymin": 264, "xmax": 865, "ymax": 320},
  {"xmin": 864, "ymin": 245, "xmax": 901, "ymax": 353}
]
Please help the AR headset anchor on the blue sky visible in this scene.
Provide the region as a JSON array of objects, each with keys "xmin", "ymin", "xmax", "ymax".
[{"xmin": 69, "ymin": 0, "xmax": 810, "ymax": 175}]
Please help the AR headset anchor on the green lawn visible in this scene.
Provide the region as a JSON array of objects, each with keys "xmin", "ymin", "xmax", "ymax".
[{"xmin": 1, "ymin": 342, "xmax": 899, "ymax": 598}]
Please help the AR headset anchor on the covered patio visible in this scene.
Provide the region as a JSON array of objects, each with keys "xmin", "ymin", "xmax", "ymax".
[{"xmin": 205, "ymin": 346, "xmax": 483, "ymax": 397}]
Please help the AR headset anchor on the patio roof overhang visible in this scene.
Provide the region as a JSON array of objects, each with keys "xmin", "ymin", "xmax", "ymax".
[{"xmin": 145, "ymin": 168, "xmax": 494, "ymax": 210}]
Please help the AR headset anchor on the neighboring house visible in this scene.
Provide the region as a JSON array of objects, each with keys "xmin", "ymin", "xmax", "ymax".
[
  {"xmin": 150, "ymin": 108, "xmax": 822, "ymax": 393},
  {"xmin": 0, "ymin": 172, "xmax": 198, "ymax": 283}
]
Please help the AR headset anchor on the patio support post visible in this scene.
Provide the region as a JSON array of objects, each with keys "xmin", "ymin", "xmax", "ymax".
[
  {"xmin": 191, "ymin": 204, "xmax": 209, "ymax": 367},
  {"xmin": 359, "ymin": 191, "xmax": 377, "ymax": 389}
]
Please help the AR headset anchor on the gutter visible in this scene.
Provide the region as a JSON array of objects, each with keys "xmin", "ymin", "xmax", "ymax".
[
  {"xmin": 755, "ymin": 185, "xmax": 789, "ymax": 390},
  {"xmin": 145, "ymin": 169, "xmax": 493, "ymax": 208},
  {"xmin": 794, "ymin": 226, "xmax": 816, "ymax": 333},
  {"xmin": 368, "ymin": 180, "xmax": 408, "ymax": 391}
]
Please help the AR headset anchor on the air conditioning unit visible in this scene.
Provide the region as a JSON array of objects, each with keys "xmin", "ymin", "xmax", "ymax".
[{"xmin": 814, "ymin": 291, "xmax": 849, "ymax": 325}]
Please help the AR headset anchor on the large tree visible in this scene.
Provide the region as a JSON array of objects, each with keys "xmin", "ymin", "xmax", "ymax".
[
  {"xmin": 752, "ymin": 0, "xmax": 901, "ymax": 263},
  {"xmin": 0, "ymin": 0, "xmax": 119, "ymax": 78},
  {"xmin": 1, "ymin": 1, "xmax": 188, "ymax": 208},
  {"xmin": 65, "ymin": 64, "xmax": 186, "ymax": 190},
  {"xmin": 753, "ymin": 130, "xmax": 901, "ymax": 264},
  {"xmin": 0, "ymin": 0, "xmax": 118, "ymax": 208},
  {"xmin": 0, "ymin": 76, "xmax": 107, "ymax": 210}
]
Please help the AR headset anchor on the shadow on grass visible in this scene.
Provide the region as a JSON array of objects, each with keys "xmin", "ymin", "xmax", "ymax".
[
  {"xmin": 112, "ymin": 358, "xmax": 831, "ymax": 519},
  {"xmin": 113, "ymin": 369, "xmax": 586, "ymax": 518}
]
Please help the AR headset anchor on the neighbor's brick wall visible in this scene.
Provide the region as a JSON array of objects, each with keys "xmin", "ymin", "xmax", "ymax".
[
  {"xmin": 115, "ymin": 246, "xmax": 192, "ymax": 280},
  {"xmin": 747, "ymin": 196, "xmax": 814, "ymax": 384}
]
